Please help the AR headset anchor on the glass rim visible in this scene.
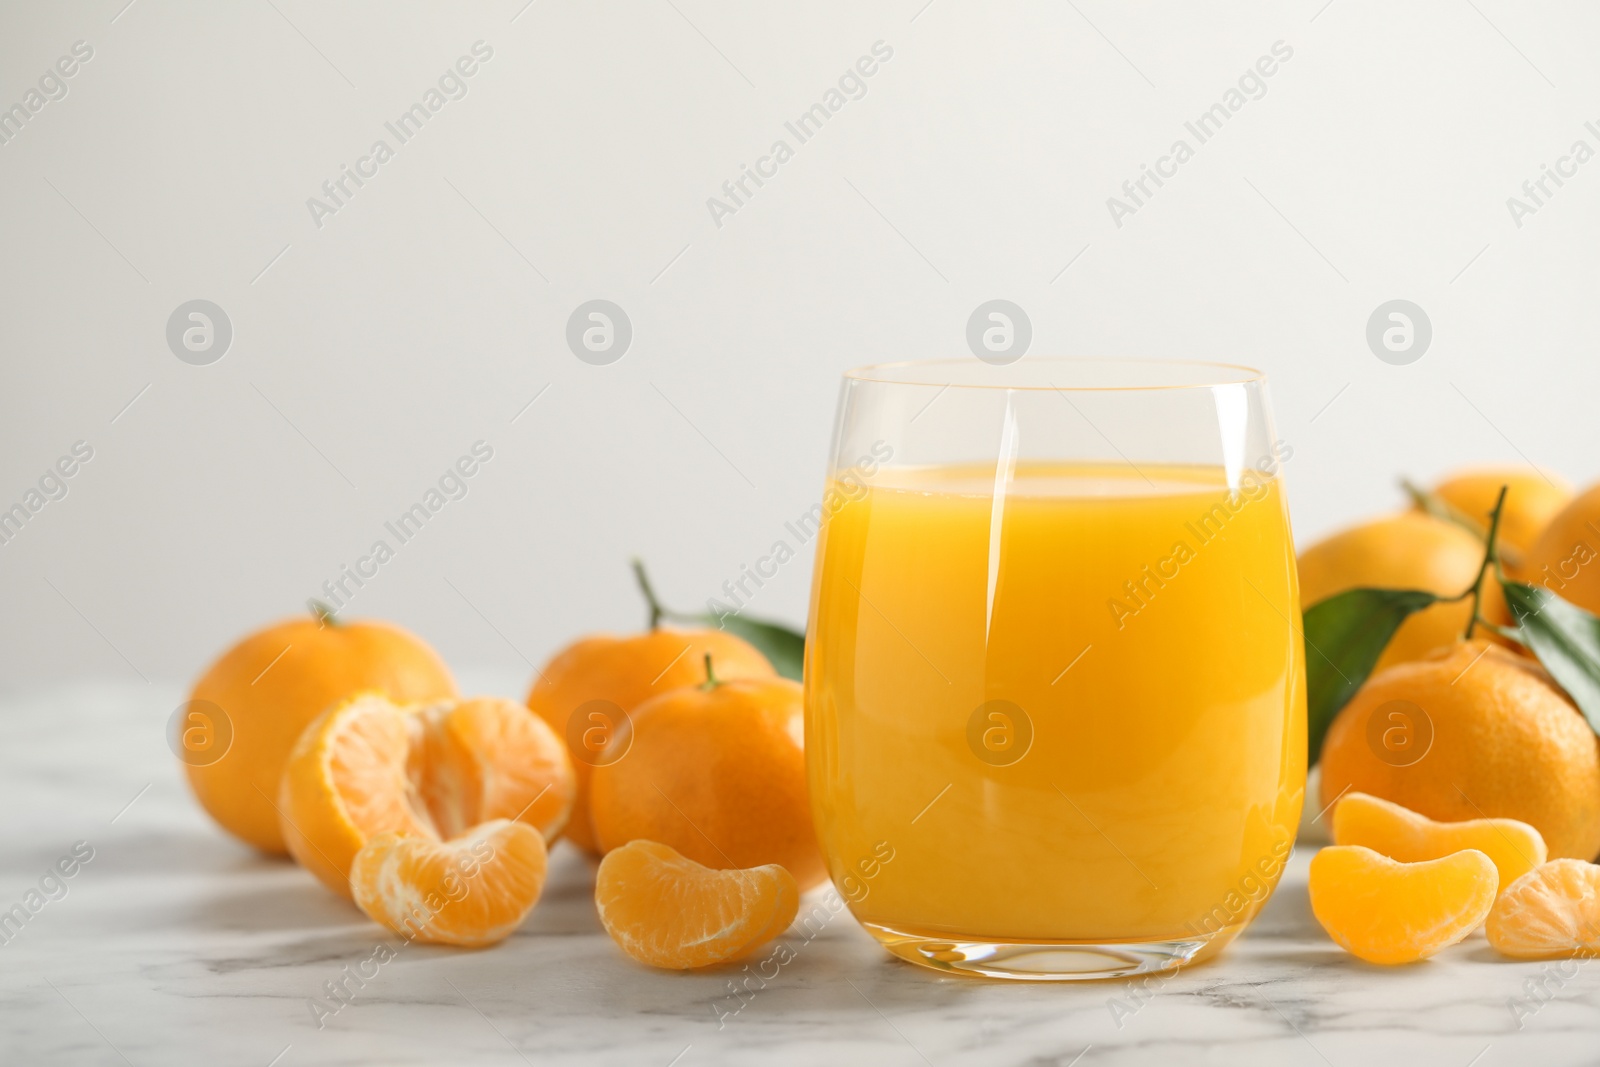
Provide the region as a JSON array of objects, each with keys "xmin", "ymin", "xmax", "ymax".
[{"xmin": 842, "ymin": 357, "xmax": 1267, "ymax": 392}]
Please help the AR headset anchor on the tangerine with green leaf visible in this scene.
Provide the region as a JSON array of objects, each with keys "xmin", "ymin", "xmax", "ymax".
[
  {"xmin": 1318, "ymin": 639, "xmax": 1600, "ymax": 860},
  {"xmin": 1298, "ymin": 512, "xmax": 1495, "ymax": 669},
  {"xmin": 1312, "ymin": 485, "xmax": 1600, "ymax": 860},
  {"xmin": 526, "ymin": 564, "xmax": 776, "ymax": 853}
]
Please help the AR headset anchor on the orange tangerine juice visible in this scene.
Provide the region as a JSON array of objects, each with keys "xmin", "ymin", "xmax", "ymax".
[{"xmin": 805, "ymin": 462, "xmax": 1305, "ymax": 945}]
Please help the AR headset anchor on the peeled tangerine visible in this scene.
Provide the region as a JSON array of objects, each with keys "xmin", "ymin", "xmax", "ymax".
[
  {"xmin": 352, "ymin": 820, "xmax": 548, "ymax": 947},
  {"xmin": 1333, "ymin": 791, "xmax": 1548, "ymax": 892},
  {"xmin": 1309, "ymin": 846, "xmax": 1497, "ymax": 965},
  {"xmin": 279, "ymin": 694, "xmax": 574, "ymax": 903},
  {"xmin": 596, "ymin": 840, "xmax": 798, "ymax": 970},
  {"xmin": 1487, "ymin": 859, "xmax": 1600, "ymax": 959}
]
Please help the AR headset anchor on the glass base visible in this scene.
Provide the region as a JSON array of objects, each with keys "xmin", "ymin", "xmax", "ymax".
[{"xmin": 861, "ymin": 920, "xmax": 1243, "ymax": 981}]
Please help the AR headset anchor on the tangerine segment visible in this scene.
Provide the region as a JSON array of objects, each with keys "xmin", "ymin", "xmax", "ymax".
[
  {"xmin": 1309, "ymin": 845, "xmax": 1497, "ymax": 965},
  {"xmin": 350, "ymin": 820, "xmax": 547, "ymax": 947},
  {"xmin": 414, "ymin": 697, "xmax": 575, "ymax": 840},
  {"xmin": 1333, "ymin": 791, "xmax": 1547, "ymax": 892},
  {"xmin": 1487, "ymin": 859, "xmax": 1600, "ymax": 959},
  {"xmin": 280, "ymin": 693, "xmax": 574, "ymax": 898},
  {"xmin": 280, "ymin": 694, "xmax": 429, "ymax": 894},
  {"xmin": 596, "ymin": 840, "xmax": 798, "ymax": 970}
]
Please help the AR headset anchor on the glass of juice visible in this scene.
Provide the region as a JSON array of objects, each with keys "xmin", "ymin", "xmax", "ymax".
[{"xmin": 805, "ymin": 358, "xmax": 1305, "ymax": 980}]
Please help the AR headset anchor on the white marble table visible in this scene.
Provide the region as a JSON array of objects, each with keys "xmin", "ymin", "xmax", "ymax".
[{"xmin": 4, "ymin": 678, "xmax": 1597, "ymax": 1066}]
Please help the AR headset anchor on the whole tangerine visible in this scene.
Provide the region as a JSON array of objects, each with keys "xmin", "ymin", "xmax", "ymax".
[
  {"xmin": 1319, "ymin": 641, "xmax": 1600, "ymax": 861},
  {"xmin": 589, "ymin": 659, "xmax": 825, "ymax": 890},
  {"xmin": 1522, "ymin": 481, "xmax": 1600, "ymax": 614},
  {"xmin": 526, "ymin": 568, "xmax": 776, "ymax": 853},
  {"xmin": 184, "ymin": 609, "xmax": 457, "ymax": 853},
  {"xmin": 1428, "ymin": 466, "xmax": 1571, "ymax": 565}
]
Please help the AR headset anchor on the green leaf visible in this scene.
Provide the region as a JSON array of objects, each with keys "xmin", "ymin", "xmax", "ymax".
[
  {"xmin": 1501, "ymin": 578, "xmax": 1600, "ymax": 733},
  {"xmin": 679, "ymin": 612, "xmax": 805, "ymax": 682},
  {"xmin": 633, "ymin": 559, "xmax": 805, "ymax": 680},
  {"xmin": 1303, "ymin": 587, "xmax": 1442, "ymax": 765}
]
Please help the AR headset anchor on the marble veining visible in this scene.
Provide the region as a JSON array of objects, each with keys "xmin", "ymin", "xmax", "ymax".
[{"xmin": 3, "ymin": 679, "xmax": 1598, "ymax": 1065}]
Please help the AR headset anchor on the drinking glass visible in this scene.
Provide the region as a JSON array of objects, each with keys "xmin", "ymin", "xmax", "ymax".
[{"xmin": 804, "ymin": 359, "xmax": 1305, "ymax": 980}]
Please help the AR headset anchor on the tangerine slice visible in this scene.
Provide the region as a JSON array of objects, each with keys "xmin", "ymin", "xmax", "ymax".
[
  {"xmin": 595, "ymin": 840, "xmax": 798, "ymax": 969},
  {"xmin": 350, "ymin": 820, "xmax": 547, "ymax": 947},
  {"xmin": 1309, "ymin": 845, "xmax": 1497, "ymax": 965},
  {"xmin": 1333, "ymin": 791, "xmax": 1547, "ymax": 892},
  {"xmin": 280, "ymin": 693, "xmax": 574, "ymax": 897},
  {"xmin": 1486, "ymin": 859, "xmax": 1600, "ymax": 959}
]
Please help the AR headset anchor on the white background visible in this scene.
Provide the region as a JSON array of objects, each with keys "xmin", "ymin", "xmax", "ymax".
[{"xmin": 1, "ymin": 0, "xmax": 1596, "ymax": 687}]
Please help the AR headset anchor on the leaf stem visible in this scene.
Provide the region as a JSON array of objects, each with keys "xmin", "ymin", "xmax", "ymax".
[
  {"xmin": 1403, "ymin": 476, "xmax": 1523, "ymax": 570},
  {"xmin": 701, "ymin": 652, "xmax": 721, "ymax": 690},
  {"xmin": 1475, "ymin": 617, "xmax": 1527, "ymax": 648},
  {"xmin": 631, "ymin": 558, "xmax": 665, "ymax": 630},
  {"xmin": 1463, "ymin": 485, "xmax": 1510, "ymax": 641},
  {"xmin": 1402, "ymin": 477, "xmax": 1484, "ymax": 537},
  {"xmin": 308, "ymin": 599, "xmax": 341, "ymax": 628}
]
